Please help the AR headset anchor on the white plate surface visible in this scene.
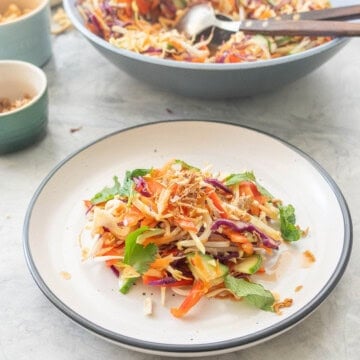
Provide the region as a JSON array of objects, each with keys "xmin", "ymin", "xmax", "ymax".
[{"xmin": 23, "ymin": 120, "xmax": 352, "ymax": 356}]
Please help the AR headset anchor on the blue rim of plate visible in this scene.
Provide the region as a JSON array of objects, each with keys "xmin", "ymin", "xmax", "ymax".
[
  {"xmin": 63, "ymin": 0, "xmax": 349, "ymax": 71},
  {"xmin": 23, "ymin": 120, "xmax": 352, "ymax": 355}
]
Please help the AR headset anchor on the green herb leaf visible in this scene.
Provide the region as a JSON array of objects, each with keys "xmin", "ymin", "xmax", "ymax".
[
  {"xmin": 174, "ymin": 159, "xmax": 200, "ymax": 171},
  {"xmin": 120, "ymin": 226, "xmax": 158, "ymax": 294},
  {"xmin": 224, "ymin": 171, "xmax": 273, "ymax": 198},
  {"xmin": 279, "ymin": 205, "xmax": 301, "ymax": 242},
  {"xmin": 224, "ymin": 171, "xmax": 256, "ymax": 186},
  {"xmin": 224, "ymin": 275, "xmax": 274, "ymax": 311},
  {"xmin": 90, "ymin": 176, "xmax": 121, "ymax": 204},
  {"xmin": 136, "ymin": 228, "xmax": 165, "ymax": 245},
  {"xmin": 275, "ymin": 36, "xmax": 292, "ymax": 46},
  {"xmin": 119, "ymin": 278, "xmax": 137, "ymax": 295},
  {"xmin": 119, "ymin": 168, "xmax": 151, "ymax": 199},
  {"xmin": 124, "ymin": 226, "xmax": 158, "ymax": 273}
]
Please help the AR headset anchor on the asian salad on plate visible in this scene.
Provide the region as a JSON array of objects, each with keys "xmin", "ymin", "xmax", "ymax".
[{"xmin": 80, "ymin": 159, "xmax": 306, "ymax": 318}]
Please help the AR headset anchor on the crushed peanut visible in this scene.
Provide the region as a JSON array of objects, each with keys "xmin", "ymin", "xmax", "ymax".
[
  {"xmin": 51, "ymin": 7, "xmax": 72, "ymax": 35},
  {"xmin": 0, "ymin": 95, "xmax": 32, "ymax": 114},
  {"xmin": 295, "ymin": 285, "xmax": 303, "ymax": 292},
  {"xmin": 274, "ymin": 298, "xmax": 293, "ymax": 315},
  {"xmin": 303, "ymin": 250, "xmax": 316, "ymax": 263},
  {"xmin": 301, "ymin": 227, "xmax": 309, "ymax": 237},
  {"xmin": 301, "ymin": 250, "xmax": 316, "ymax": 268},
  {"xmin": 60, "ymin": 271, "xmax": 72, "ymax": 280},
  {"xmin": 0, "ymin": 4, "xmax": 31, "ymax": 24}
]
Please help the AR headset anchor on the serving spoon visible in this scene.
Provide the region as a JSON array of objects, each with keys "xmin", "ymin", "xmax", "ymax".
[{"xmin": 176, "ymin": 3, "xmax": 360, "ymax": 40}]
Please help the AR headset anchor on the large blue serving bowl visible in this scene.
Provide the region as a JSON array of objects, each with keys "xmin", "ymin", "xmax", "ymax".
[{"xmin": 64, "ymin": 0, "xmax": 354, "ymax": 98}]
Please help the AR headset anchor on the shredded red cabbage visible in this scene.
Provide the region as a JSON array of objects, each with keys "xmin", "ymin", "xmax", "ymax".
[
  {"xmin": 211, "ymin": 219, "xmax": 280, "ymax": 249},
  {"xmin": 134, "ymin": 176, "xmax": 151, "ymax": 197},
  {"xmin": 141, "ymin": 47, "xmax": 163, "ymax": 55},
  {"xmin": 88, "ymin": 14, "xmax": 102, "ymax": 36},
  {"xmin": 100, "ymin": 0, "xmax": 114, "ymax": 15},
  {"xmin": 85, "ymin": 203, "xmax": 95, "ymax": 215},
  {"xmin": 205, "ymin": 178, "xmax": 232, "ymax": 194},
  {"xmin": 147, "ymin": 277, "xmax": 177, "ymax": 286},
  {"xmin": 213, "ymin": 251, "xmax": 240, "ymax": 263},
  {"xmin": 159, "ymin": 0, "xmax": 177, "ymax": 19},
  {"xmin": 110, "ymin": 265, "xmax": 119, "ymax": 277}
]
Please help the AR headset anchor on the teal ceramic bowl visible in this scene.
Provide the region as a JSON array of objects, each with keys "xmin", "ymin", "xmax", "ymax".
[
  {"xmin": 64, "ymin": 0, "xmax": 354, "ymax": 98},
  {"xmin": 0, "ymin": 0, "xmax": 52, "ymax": 67},
  {"xmin": 0, "ymin": 61, "xmax": 48, "ymax": 154}
]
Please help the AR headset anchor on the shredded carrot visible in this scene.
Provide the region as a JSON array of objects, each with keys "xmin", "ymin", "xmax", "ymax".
[
  {"xmin": 173, "ymin": 215, "xmax": 198, "ymax": 232},
  {"xmin": 223, "ymin": 229, "xmax": 249, "ymax": 244},
  {"xmin": 241, "ymin": 242, "xmax": 254, "ymax": 255},
  {"xmin": 150, "ymin": 255, "xmax": 175, "ymax": 271},
  {"xmin": 207, "ymin": 191, "xmax": 228, "ymax": 218}
]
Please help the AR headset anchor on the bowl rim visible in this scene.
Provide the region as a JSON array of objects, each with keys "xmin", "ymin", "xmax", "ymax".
[
  {"xmin": 0, "ymin": 60, "xmax": 47, "ymax": 118},
  {"xmin": 0, "ymin": 0, "xmax": 49, "ymax": 28},
  {"xmin": 63, "ymin": 0, "xmax": 348, "ymax": 71}
]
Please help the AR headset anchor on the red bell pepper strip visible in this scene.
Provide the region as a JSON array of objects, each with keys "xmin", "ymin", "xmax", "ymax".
[
  {"xmin": 239, "ymin": 181, "xmax": 267, "ymax": 204},
  {"xmin": 207, "ymin": 191, "xmax": 228, "ymax": 218}
]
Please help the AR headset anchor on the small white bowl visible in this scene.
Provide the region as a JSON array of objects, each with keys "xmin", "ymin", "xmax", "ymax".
[{"xmin": 0, "ymin": 60, "xmax": 48, "ymax": 154}]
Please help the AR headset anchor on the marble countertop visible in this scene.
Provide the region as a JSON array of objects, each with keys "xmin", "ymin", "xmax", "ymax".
[{"xmin": 1, "ymin": 23, "xmax": 360, "ymax": 360}]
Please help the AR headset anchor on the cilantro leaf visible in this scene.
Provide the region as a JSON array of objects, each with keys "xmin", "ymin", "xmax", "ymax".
[
  {"xmin": 123, "ymin": 226, "xmax": 158, "ymax": 273},
  {"xmin": 90, "ymin": 176, "xmax": 121, "ymax": 204},
  {"xmin": 224, "ymin": 171, "xmax": 256, "ymax": 186},
  {"xmin": 119, "ymin": 168, "xmax": 151, "ymax": 199},
  {"xmin": 224, "ymin": 171, "xmax": 273, "ymax": 198},
  {"xmin": 224, "ymin": 275, "xmax": 274, "ymax": 311},
  {"xmin": 120, "ymin": 226, "xmax": 158, "ymax": 294},
  {"xmin": 279, "ymin": 205, "xmax": 301, "ymax": 242},
  {"xmin": 174, "ymin": 159, "xmax": 200, "ymax": 171}
]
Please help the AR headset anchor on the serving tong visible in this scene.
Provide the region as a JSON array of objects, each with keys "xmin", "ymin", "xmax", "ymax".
[{"xmin": 176, "ymin": 3, "xmax": 360, "ymax": 40}]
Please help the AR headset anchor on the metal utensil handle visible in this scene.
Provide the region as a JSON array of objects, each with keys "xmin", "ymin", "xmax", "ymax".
[
  {"xmin": 278, "ymin": 4, "xmax": 360, "ymax": 21},
  {"xmin": 241, "ymin": 19, "xmax": 360, "ymax": 37}
]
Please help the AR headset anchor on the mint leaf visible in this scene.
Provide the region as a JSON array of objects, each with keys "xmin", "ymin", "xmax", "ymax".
[
  {"xmin": 224, "ymin": 171, "xmax": 273, "ymax": 198},
  {"xmin": 174, "ymin": 159, "xmax": 200, "ymax": 171},
  {"xmin": 279, "ymin": 205, "xmax": 301, "ymax": 242},
  {"xmin": 224, "ymin": 275, "xmax": 274, "ymax": 311},
  {"xmin": 120, "ymin": 227, "xmax": 158, "ymax": 294},
  {"xmin": 119, "ymin": 169, "xmax": 151, "ymax": 199},
  {"xmin": 91, "ymin": 176, "xmax": 121, "ymax": 204}
]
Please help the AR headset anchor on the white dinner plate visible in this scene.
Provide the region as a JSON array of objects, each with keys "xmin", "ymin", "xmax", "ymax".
[{"xmin": 23, "ymin": 120, "xmax": 352, "ymax": 357}]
